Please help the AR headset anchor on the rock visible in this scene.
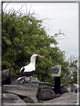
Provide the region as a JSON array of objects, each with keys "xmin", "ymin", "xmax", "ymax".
[
  {"xmin": 51, "ymin": 84, "xmax": 68, "ymax": 94},
  {"xmin": 3, "ymin": 83, "xmax": 39, "ymax": 103},
  {"xmin": 75, "ymin": 87, "xmax": 79, "ymax": 93},
  {"xmin": 2, "ymin": 70, "xmax": 9, "ymax": 81},
  {"xmin": 2, "ymin": 73, "xmax": 79, "ymax": 104},
  {"xmin": 71, "ymin": 84, "xmax": 79, "ymax": 92},
  {"xmin": 31, "ymin": 76, "xmax": 40, "ymax": 83},
  {"xmin": 39, "ymin": 84, "xmax": 52, "ymax": 89},
  {"xmin": 60, "ymin": 83, "xmax": 79, "ymax": 94},
  {"xmin": 2, "ymin": 70, "xmax": 11, "ymax": 85},
  {"xmin": 24, "ymin": 77, "xmax": 30, "ymax": 81},
  {"xmin": 37, "ymin": 81, "xmax": 55, "ymax": 100},
  {"xmin": 60, "ymin": 86, "xmax": 68, "ymax": 94},
  {"xmin": 25, "ymin": 76, "xmax": 40, "ymax": 83},
  {"xmin": 37, "ymin": 88, "xmax": 55, "ymax": 100},
  {"xmin": 66, "ymin": 85, "xmax": 71, "ymax": 92},
  {"xmin": 10, "ymin": 76, "xmax": 40, "ymax": 84},
  {"xmin": 68, "ymin": 84, "xmax": 79, "ymax": 92},
  {"xmin": 39, "ymin": 81, "xmax": 54, "ymax": 87},
  {"xmin": 3, "ymin": 93, "xmax": 26, "ymax": 104},
  {"xmin": 23, "ymin": 96, "xmax": 38, "ymax": 103},
  {"xmin": 10, "ymin": 75, "xmax": 19, "ymax": 82},
  {"xmin": 9, "ymin": 75, "xmax": 20, "ymax": 85},
  {"xmin": 60, "ymin": 83, "xmax": 68, "ymax": 87},
  {"xmin": 43, "ymin": 92, "xmax": 77, "ymax": 103}
]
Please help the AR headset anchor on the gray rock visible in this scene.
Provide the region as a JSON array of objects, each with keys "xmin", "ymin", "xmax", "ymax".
[
  {"xmin": 39, "ymin": 81, "xmax": 54, "ymax": 87},
  {"xmin": 10, "ymin": 76, "xmax": 40, "ymax": 84},
  {"xmin": 43, "ymin": 92, "xmax": 77, "ymax": 103},
  {"xmin": 31, "ymin": 76, "xmax": 40, "ymax": 83},
  {"xmin": 25, "ymin": 76, "xmax": 40, "ymax": 83},
  {"xmin": 2, "ymin": 70, "xmax": 9, "ymax": 81},
  {"xmin": 66, "ymin": 86, "xmax": 71, "ymax": 92},
  {"xmin": 75, "ymin": 87, "xmax": 79, "ymax": 93},
  {"xmin": 60, "ymin": 83, "xmax": 79, "ymax": 94},
  {"xmin": 3, "ymin": 93, "xmax": 26, "ymax": 104},
  {"xmin": 37, "ymin": 88, "xmax": 55, "ymax": 100},
  {"xmin": 60, "ymin": 86, "xmax": 68, "ymax": 94},
  {"xmin": 39, "ymin": 84, "xmax": 52, "ymax": 89},
  {"xmin": 68, "ymin": 84, "xmax": 79, "ymax": 92},
  {"xmin": 37, "ymin": 81, "xmax": 55, "ymax": 101},
  {"xmin": 3, "ymin": 83, "xmax": 39, "ymax": 103},
  {"xmin": 10, "ymin": 75, "xmax": 23, "ymax": 85},
  {"xmin": 23, "ymin": 96, "xmax": 38, "ymax": 103},
  {"xmin": 2, "ymin": 70, "xmax": 11, "ymax": 85},
  {"xmin": 10, "ymin": 75, "xmax": 19, "ymax": 83}
]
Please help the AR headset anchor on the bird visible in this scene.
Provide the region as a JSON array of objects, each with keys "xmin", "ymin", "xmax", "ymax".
[{"xmin": 16, "ymin": 54, "xmax": 45, "ymax": 82}]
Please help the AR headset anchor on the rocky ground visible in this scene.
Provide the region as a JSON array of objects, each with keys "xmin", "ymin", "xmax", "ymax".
[{"xmin": 0, "ymin": 70, "xmax": 79, "ymax": 106}]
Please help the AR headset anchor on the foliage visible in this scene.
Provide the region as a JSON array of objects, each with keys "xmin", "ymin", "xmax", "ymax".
[
  {"xmin": 38, "ymin": 100, "xmax": 43, "ymax": 103},
  {"xmin": 63, "ymin": 55, "xmax": 78, "ymax": 84},
  {"xmin": 2, "ymin": 9, "xmax": 76, "ymax": 84}
]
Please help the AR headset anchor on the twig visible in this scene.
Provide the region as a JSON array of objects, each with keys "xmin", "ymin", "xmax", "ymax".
[{"xmin": 3, "ymin": 0, "xmax": 11, "ymax": 12}]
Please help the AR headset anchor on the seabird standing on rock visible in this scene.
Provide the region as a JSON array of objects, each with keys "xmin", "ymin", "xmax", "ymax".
[{"xmin": 17, "ymin": 54, "xmax": 45, "ymax": 82}]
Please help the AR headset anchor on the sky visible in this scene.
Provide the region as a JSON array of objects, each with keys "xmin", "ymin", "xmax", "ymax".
[{"xmin": 3, "ymin": 2, "xmax": 78, "ymax": 60}]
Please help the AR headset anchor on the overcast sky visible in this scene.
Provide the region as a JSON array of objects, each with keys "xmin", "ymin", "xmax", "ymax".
[{"xmin": 3, "ymin": 2, "xmax": 78, "ymax": 60}]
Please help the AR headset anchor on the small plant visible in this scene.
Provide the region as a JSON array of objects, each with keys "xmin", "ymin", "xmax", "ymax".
[
  {"xmin": 23, "ymin": 98, "xmax": 34, "ymax": 103},
  {"xmin": 38, "ymin": 100, "xmax": 43, "ymax": 103}
]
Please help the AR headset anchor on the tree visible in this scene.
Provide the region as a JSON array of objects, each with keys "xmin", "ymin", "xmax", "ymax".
[
  {"xmin": 2, "ymin": 9, "xmax": 69, "ymax": 84},
  {"xmin": 63, "ymin": 55, "xmax": 78, "ymax": 84}
]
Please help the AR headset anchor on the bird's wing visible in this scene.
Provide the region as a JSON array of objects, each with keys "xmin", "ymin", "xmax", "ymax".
[
  {"xmin": 21, "ymin": 63, "xmax": 35, "ymax": 72},
  {"xmin": 20, "ymin": 67, "xmax": 24, "ymax": 72}
]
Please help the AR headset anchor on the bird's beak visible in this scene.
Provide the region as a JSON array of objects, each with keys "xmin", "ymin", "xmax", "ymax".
[{"xmin": 38, "ymin": 55, "xmax": 45, "ymax": 58}]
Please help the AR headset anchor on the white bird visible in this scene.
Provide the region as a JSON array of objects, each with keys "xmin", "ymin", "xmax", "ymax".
[{"xmin": 17, "ymin": 54, "xmax": 45, "ymax": 82}]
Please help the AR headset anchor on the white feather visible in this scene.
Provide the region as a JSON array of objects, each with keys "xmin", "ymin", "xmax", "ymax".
[
  {"xmin": 20, "ymin": 63, "xmax": 35, "ymax": 72},
  {"xmin": 20, "ymin": 54, "xmax": 38, "ymax": 72}
]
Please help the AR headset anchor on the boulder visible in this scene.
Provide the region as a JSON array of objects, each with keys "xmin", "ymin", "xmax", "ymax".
[
  {"xmin": 60, "ymin": 86, "xmax": 68, "ymax": 94},
  {"xmin": 51, "ymin": 84, "xmax": 68, "ymax": 94},
  {"xmin": 3, "ymin": 93, "xmax": 26, "ymax": 104},
  {"xmin": 75, "ymin": 87, "xmax": 79, "ymax": 93},
  {"xmin": 71, "ymin": 84, "xmax": 79, "ymax": 92},
  {"xmin": 10, "ymin": 75, "xmax": 19, "ymax": 82},
  {"xmin": 2, "ymin": 73, "xmax": 79, "ymax": 104},
  {"xmin": 2, "ymin": 70, "xmax": 11, "ymax": 85},
  {"xmin": 10, "ymin": 76, "xmax": 40, "ymax": 85},
  {"xmin": 43, "ymin": 92, "xmax": 77, "ymax": 103},
  {"xmin": 39, "ymin": 84, "xmax": 53, "ymax": 89},
  {"xmin": 39, "ymin": 82, "xmax": 54, "ymax": 90},
  {"xmin": 39, "ymin": 82, "xmax": 54, "ymax": 87},
  {"xmin": 31, "ymin": 76, "xmax": 40, "ymax": 83},
  {"xmin": 60, "ymin": 83, "xmax": 79, "ymax": 94},
  {"xmin": 23, "ymin": 96, "xmax": 38, "ymax": 103},
  {"xmin": 3, "ymin": 83, "xmax": 39, "ymax": 103},
  {"xmin": 68, "ymin": 84, "xmax": 79, "ymax": 92},
  {"xmin": 25, "ymin": 76, "xmax": 40, "ymax": 83},
  {"xmin": 37, "ymin": 81, "xmax": 55, "ymax": 100},
  {"xmin": 9, "ymin": 75, "xmax": 20, "ymax": 85},
  {"xmin": 37, "ymin": 88, "xmax": 55, "ymax": 100},
  {"xmin": 2, "ymin": 70, "xmax": 9, "ymax": 81}
]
